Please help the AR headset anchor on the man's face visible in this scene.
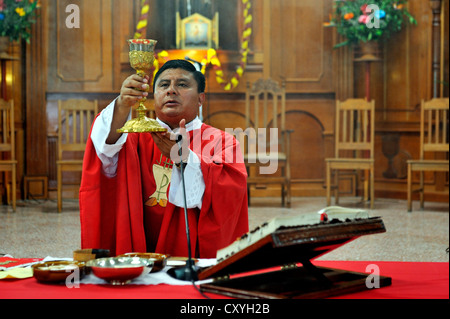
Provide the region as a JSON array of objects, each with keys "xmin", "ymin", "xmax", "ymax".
[{"xmin": 153, "ymin": 68, "xmax": 205, "ymax": 129}]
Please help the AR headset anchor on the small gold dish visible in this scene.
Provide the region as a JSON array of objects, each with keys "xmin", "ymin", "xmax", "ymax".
[
  {"xmin": 32, "ymin": 261, "xmax": 85, "ymax": 283},
  {"xmin": 118, "ymin": 252, "xmax": 169, "ymax": 273},
  {"xmin": 73, "ymin": 249, "xmax": 110, "ymax": 262}
]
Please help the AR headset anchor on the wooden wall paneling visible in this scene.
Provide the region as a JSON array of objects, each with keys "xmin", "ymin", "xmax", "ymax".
[
  {"xmin": 112, "ymin": 0, "xmax": 136, "ymax": 91},
  {"xmin": 249, "ymin": 0, "xmax": 264, "ymax": 68},
  {"xmin": 431, "ymin": 0, "xmax": 443, "ymax": 98},
  {"xmin": 430, "ymin": 0, "xmax": 448, "ymax": 193},
  {"xmin": 332, "ymin": 32, "xmax": 354, "ymax": 101},
  {"xmin": 387, "ymin": 0, "xmax": 431, "ymax": 122},
  {"xmin": 204, "ymin": 94, "xmax": 247, "ymax": 132},
  {"xmin": 269, "ymin": 0, "xmax": 333, "ymax": 93},
  {"xmin": 118, "ymin": 0, "xmax": 142, "ymax": 80},
  {"xmin": 443, "ymin": 0, "xmax": 449, "ymax": 98},
  {"xmin": 24, "ymin": 0, "xmax": 49, "ymax": 199},
  {"xmin": 381, "ymin": 28, "xmax": 411, "ymax": 120},
  {"xmin": 47, "ymin": 0, "xmax": 82, "ymax": 92},
  {"xmin": 48, "ymin": 0, "xmax": 115, "ymax": 93},
  {"xmin": 407, "ymin": 0, "xmax": 433, "ymax": 119},
  {"xmin": 82, "ymin": 0, "xmax": 114, "ymax": 92},
  {"xmin": 262, "ymin": 0, "xmax": 271, "ymax": 79},
  {"xmin": 285, "ymin": 98, "xmax": 335, "ymax": 196}
]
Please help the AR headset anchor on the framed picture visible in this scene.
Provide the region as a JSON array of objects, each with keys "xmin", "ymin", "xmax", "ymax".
[{"xmin": 177, "ymin": 12, "xmax": 219, "ymax": 49}]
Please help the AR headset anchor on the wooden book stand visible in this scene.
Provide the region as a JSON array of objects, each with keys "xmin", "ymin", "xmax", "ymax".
[{"xmin": 198, "ymin": 215, "xmax": 391, "ymax": 299}]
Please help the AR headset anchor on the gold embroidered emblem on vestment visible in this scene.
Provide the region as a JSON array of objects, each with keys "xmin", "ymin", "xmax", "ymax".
[{"xmin": 145, "ymin": 155, "xmax": 173, "ymax": 207}]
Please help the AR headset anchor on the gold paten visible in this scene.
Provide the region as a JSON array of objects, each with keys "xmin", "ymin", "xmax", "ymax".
[{"xmin": 117, "ymin": 39, "xmax": 167, "ymax": 133}]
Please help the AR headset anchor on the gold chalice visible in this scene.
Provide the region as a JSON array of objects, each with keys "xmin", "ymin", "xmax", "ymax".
[{"xmin": 117, "ymin": 39, "xmax": 167, "ymax": 133}]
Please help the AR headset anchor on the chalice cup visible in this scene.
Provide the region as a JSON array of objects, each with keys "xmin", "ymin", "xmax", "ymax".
[{"xmin": 117, "ymin": 39, "xmax": 167, "ymax": 133}]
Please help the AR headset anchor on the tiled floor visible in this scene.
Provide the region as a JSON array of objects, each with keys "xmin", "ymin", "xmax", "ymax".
[{"xmin": 1, "ymin": 197, "xmax": 448, "ymax": 262}]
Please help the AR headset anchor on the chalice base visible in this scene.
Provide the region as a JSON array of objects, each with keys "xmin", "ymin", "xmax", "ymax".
[{"xmin": 117, "ymin": 106, "xmax": 167, "ymax": 133}]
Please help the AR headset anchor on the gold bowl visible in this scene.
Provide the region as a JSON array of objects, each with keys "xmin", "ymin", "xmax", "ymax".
[{"xmin": 32, "ymin": 261, "xmax": 85, "ymax": 283}]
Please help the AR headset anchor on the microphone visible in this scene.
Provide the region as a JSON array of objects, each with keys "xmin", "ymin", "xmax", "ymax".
[
  {"xmin": 175, "ymin": 134, "xmax": 184, "ymax": 165},
  {"xmin": 167, "ymin": 136, "xmax": 198, "ymax": 282}
]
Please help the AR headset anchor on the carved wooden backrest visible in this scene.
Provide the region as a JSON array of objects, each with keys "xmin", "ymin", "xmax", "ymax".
[
  {"xmin": 245, "ymin": 78, "xmax": 286, "ymax": 130},
  {"xmin": 245, "ymin": 79, "xmax": 286, "ymax": 155},
  {"xmin": 57, "ymin": 99, "xmax": 98, "ymax": 160},
  {"xmin": 335, "ymin": 99, "xmax": 375, "ymax": 159},
  {"xmin": 0, "ymin": 99, "xmax": 15, "ymax": 158},
  {"xmin": 420, "ymin": 98, "xmax": 449, "ymax": 159}
]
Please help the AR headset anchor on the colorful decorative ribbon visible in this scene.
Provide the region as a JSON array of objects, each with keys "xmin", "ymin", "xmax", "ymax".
[
  {"xmin": 133, "ymin": 0, "xmax": 150, "ymax": 39},
  {"xmin": 200, "ymin": 0, "xmax": 253, "ymax": 91},
  {"xmin": 133, "ymin": 0, "xmax": 253, "ymax": 91}
]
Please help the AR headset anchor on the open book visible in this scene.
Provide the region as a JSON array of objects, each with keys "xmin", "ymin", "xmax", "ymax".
[{"xmin": 216, "ymin": 206, "xmax": 369, "ymax": 262}]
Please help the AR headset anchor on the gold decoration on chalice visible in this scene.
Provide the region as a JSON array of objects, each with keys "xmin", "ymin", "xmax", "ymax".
[{"xmin": 117, "ymin": 39, "xmax": 167, "ymax": 133}]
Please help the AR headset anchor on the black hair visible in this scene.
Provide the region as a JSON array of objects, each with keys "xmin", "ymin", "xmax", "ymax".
[{"xmin": 153, "ymin": 59, "xmax": 206, "ymax": 93}]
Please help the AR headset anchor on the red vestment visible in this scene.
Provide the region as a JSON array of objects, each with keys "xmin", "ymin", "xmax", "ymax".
[{"xmin": 79, "ymin": 124, "xmax": 249, "ymax": 258}]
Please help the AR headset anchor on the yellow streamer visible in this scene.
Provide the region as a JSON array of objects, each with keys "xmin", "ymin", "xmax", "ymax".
[
  {"xmin": 199, "ymin": 0, "xmax": 253, "ymax": 90},
  {"xmin": 236, "ymin": 66, "xmax": 244, "ymax": 77},
  {"xmin": 137, "ymin": 21, "xmax": 147, "ymax": 30},
  {"xmin": 245, "ymin": 15, "xmax": 253, "ymax": 25},
  {"xmin": 134, "ymin": 0, "xmax": 253, "ymax": 91}
]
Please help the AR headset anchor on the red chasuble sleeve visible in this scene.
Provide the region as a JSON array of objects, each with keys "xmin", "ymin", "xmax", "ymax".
[{"xmin": 79, "ymin": 133, "xmax": 147, "ymax": 256}]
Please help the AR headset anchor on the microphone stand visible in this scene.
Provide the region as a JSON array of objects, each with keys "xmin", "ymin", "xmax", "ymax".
[{"xmin": 167, "ymin": 135, "xmax": 198, "ymax": 282}]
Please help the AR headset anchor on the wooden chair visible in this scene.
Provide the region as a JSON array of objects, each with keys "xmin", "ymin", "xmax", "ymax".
[
  {"xmin": 407, "ymin": 98, "xmax": 449, "ymax": 212},
  {"xmin": 326, "ymin": 99, "xmax": 375, "ymax": 209},
  {"xmin": 0, "ymin": 99, "xmax": 17, "ymax": 211},
  {"xmin": 243, "ymin": 78, "xmax": 292, "ymax": 207},
  {"xmin": 57, "ymin": 99, "xmax": 98, "ymax": 212}
]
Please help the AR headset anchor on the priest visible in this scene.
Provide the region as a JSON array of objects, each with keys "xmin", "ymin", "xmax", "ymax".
[{"xmin": 79, "ymin": 59, "xmax": 249, "ymax": 258}]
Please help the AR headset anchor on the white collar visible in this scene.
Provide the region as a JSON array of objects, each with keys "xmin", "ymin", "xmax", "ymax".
[{"xmin": 156, "ymin": 116, "xmax": 202, "ymax": 134}]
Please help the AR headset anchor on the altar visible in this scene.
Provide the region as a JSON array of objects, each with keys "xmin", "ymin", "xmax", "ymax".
[{"xmin": 0, "ymin": 259, "xmax": 448, "ymax": 301}]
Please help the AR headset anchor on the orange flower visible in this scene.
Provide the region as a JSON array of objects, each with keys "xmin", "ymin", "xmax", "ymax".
[{"xmin": 344, "ymin": 12, "xmax": 354, "ymax": 20}]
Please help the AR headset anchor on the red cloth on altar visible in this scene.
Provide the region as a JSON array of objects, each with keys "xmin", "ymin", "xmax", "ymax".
[{"xmin": 79, "ymin": 124, "xmax": 249, "ymax": 258}]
